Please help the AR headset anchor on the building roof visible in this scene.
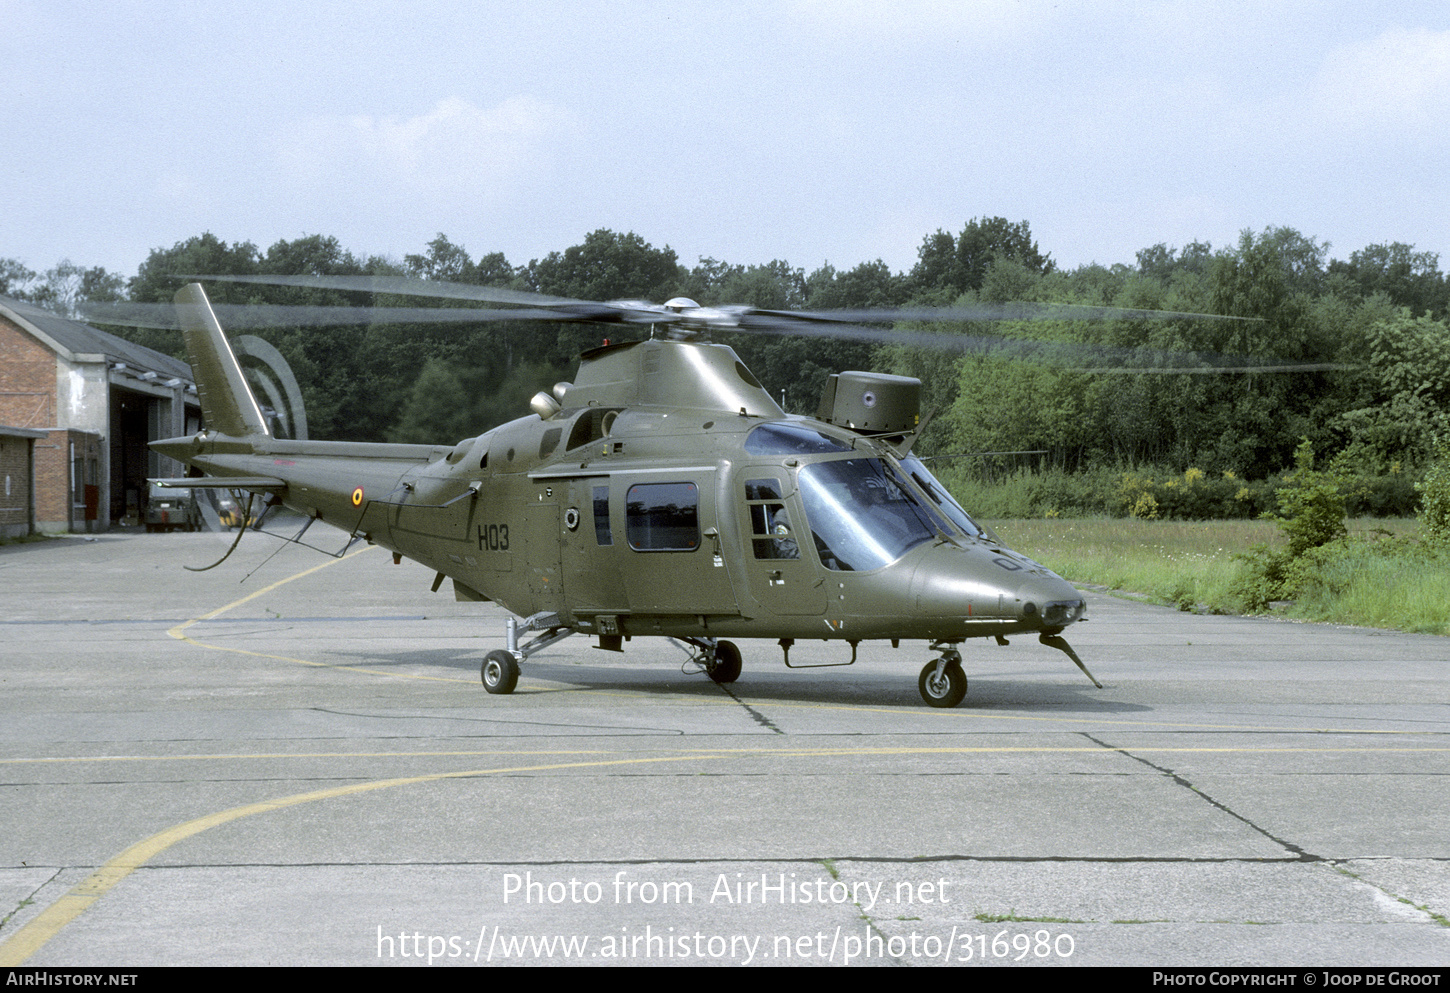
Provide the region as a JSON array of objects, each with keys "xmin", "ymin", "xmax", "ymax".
[{"xmin": 0, "ymin": 295, "xmax": 192, "ymax": 383}]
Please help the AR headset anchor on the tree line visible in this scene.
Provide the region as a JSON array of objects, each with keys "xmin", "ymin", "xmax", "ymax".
[{"xmin": 3, "ymin": 219, "xmax": 1447, "ymax": 482}]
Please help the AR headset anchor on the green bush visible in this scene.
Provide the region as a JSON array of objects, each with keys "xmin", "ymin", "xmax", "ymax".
[
  {"xmin": 1418, "ymin": 436, "xmax": 1450, "ymax": 548},
  {"xmin": 1268, "ymin": 439, "xmax": 1347, "ymax": 558},
  {"xmin": 943, "ymin": 454, "xmax": 1421, "ymax": 524},
  {"xmin": 1230, "ymin": 439, "xmax": 1349, "ymax": 610},
  {"xmin": 941, "ymin": 464, "xmax": 1119, "ymax": 519}
]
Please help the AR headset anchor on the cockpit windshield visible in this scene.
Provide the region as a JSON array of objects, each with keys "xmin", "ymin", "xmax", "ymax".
[
  {"xmin": 899, "ymin": 454, "xmax": 985, "ymax": 538},
  {"xmin": 798, "ymin": 458, "xmax": 937, "ymax": 571}
]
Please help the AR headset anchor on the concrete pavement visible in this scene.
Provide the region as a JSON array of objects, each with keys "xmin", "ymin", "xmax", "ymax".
[{"xmin": 2, "ymin": 529, "xmax": 1448, "ymax": 966}]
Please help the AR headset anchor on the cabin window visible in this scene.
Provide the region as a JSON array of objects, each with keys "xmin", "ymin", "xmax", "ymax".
[
  {"xmin": 567, "ymin": 408, "xmax": 620, "ymax": 451},
  {"xmin": 744, "ymin": 478, "xmax": 798, "ymax": 559},
  {"xmin": 593, "ymin": 485, "xmax": 612, "ymax": 545},
  {"xmin": 625, "ymin": 482, "xmax": 700, "ymax": 551},
  {"xmin": 540, "ymin": 427, "xmax": 562, "ymax": 459}
]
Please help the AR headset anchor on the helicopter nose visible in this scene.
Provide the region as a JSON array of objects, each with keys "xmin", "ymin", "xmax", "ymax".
[
  {"xmin": 1015, "ymin": 575, "xmax": 1087, "ymax": 632},
  {"xmin": 910, "ymin": 544, "xmax": 1086, "ymax": 632}
]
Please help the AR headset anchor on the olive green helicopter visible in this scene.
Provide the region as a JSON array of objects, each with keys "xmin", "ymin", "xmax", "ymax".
[{"xmin": 126, "ymin": 275, "xmax": 1314, "ymax": 707}]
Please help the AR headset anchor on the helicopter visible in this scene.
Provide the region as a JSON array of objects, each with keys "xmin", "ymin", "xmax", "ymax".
[{"xmin": 140, "ymin": 276, "xmax": 1311, "ymax": 707}]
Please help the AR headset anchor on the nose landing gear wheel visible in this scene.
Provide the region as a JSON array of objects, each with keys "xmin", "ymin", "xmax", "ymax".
[
  {"xmin": 707, "ymin": 640, "xmax": 742, "ymax": 683},
  {"xmin": 919, "ymin": 660, "xmax": 967, "ymax": 708},
  {"xmin": 482, "ymin": 650, "xmax": 520, "ymax": 694}
]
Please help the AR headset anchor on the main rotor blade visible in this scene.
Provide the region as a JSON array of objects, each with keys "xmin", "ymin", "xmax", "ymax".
[
  {"xmin": 79, "ymin": 300, "xmax": 671, "ymax": 330},
  {"xmin": 730, "ymin": 312, "xmax": 1348, "ymax": 374},
  {"xmin": 171, "ymin": 274, "xmax": 1256, "ymax": 327},
  {"xmin": 79, "ymin": 301, "xmax": 590, "ymax": 329},
  {"xmin": 175, "ymin": 272, "xmax": 585, "ymax": 308},
  {"xmin": 83, "ymin": 271, "xmax": 1348, "ymax": 374},
  {"xmin": 727, "ymin": 298, "xmax": 1337, "ymax": 373},
  {"xmin": 167, "ymin": 273, "xmax": 672, "ymax": 325},
  {"xmin": 755, "ymin": 302, "xmax": 1261, "ymax": 325}
]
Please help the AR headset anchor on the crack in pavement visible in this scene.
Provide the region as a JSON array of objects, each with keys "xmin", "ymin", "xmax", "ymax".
[{"xmin": 1079, "ymin": 731, "xmax": 1448, "ymax": 928}]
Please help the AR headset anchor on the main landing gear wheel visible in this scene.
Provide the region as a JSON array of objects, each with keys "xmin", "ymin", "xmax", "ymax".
[
  {"xmin": 918, "ymin": 660, "xmax": 967, "ymax": 708},
  {"xmin": 482, "ymin": 650, "xmax": 520, "ymax": 695},
  {"xmin": 708, "ymin": 640, "xmax": 742, "ymax": 683}
]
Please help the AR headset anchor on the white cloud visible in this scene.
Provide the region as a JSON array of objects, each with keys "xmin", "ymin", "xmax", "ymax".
[
  {"xmin": 1316, "ymin": 26, "xmax": 1450, "ymax": 130},
  {"xmin": 275, "ymin": 95, "xmax": 571, "ymax": 201}
]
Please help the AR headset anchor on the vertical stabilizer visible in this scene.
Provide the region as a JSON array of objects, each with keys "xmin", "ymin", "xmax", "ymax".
[{"xmin": 174, "ymin": 283, "xmax": 271, "ymax": 438}]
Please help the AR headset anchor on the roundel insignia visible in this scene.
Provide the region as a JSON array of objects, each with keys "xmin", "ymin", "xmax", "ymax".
[{"xmin": 351, "ymin": 486, "xmax": 364, "ymax": 507}]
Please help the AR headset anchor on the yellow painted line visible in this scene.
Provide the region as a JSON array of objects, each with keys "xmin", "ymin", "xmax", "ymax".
[
  {"xmin": 8, "ymin": 733, "xmax": 1447, "ymax": 963},
  {"xmin": 5, "ymin": 744, "xmax": 1449, "ymax": 768},
  {"xmin": 482, "ymin": 685, "xmax": 1445, "ymax": 736},
  {"xmin": 546, "ymin": 683, "xmax": 1443, "ymax": 736},
  {"xmin": 0, "ymin": 752, "xmax": 724, "ymax": 967},
  {"xmin": 717, "ymin": 746, "xmax": 1450, "ymax": 755},
  {"xmin": 168, "ymin": 637, "xmax": 478, "ymax": 683},
  {"xmin": 723, "ymin": 697, "xmax": 1447, "ymax": 734},
  {"xmin": 166, "ymin": 545, "xmax": 477, "ymax": 684},
  {"xmin": 0, "ymin": 749, "xmax": 616, "ymax": 765},
  {"xmin": 167, "ymin": 545, "xmax": 375, "ymax": 637}
]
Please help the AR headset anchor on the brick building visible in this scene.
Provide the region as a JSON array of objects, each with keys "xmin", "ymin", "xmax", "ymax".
[
  {"xmin": 0, "ymin": 296, "xmax": 199, "ymax": 531},
  {"xmin": 0, "ymin": 425, "xmax": 45, "ymax": 538}
]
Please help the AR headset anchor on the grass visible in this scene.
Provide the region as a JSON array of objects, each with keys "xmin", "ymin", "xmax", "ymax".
[
  {"xmin": 1289, "ymin": 536, "xmax": 1450, "ymax": 635},
  {"xmin": 988, "ymin": 517, "xmax": 1450, "ymax": 635},
  {"xmin": 0, "ymin": 896, "xmax": 34, "ymax": 930},
  {"xmin": 991, "ymin": 517, "xmax": 1281, "ymax": 611},
  {"xmin": 973, "ymin": 912, "xmax": 1087, "ymax": 924}
]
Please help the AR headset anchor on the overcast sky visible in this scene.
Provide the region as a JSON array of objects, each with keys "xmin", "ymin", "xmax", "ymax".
[{"xmin": 4, "ymin": 1, "xmax": 1448, "ymax": 286}]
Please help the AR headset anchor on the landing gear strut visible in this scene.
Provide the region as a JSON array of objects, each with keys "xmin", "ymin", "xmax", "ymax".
[
  {"xmin": 479, "ymin": 611, "xmax": 573, "ymax": 695},
  {"xmin": 919, "ymin": 643, "xmax": 967, "ymax": 708},
  {"xmin": 668, "ymin": 637, "xmax": 743, "ymax": 684},
  {"xmin": 708, "ymin": 640, "xmax": 742, "ymax": 683},
  {"xmin": 481, "ymin": 650, "xmax": 519, "ymax": 694}
]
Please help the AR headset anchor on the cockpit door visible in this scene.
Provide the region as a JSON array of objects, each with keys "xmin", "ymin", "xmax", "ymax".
[
  {"xmin": 557, "ymin": 476, "xmax": 625, "ymax": 613},
  {"xmin": 737, "ymin": 468, "xmax": 826, "ymax": 616}
]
